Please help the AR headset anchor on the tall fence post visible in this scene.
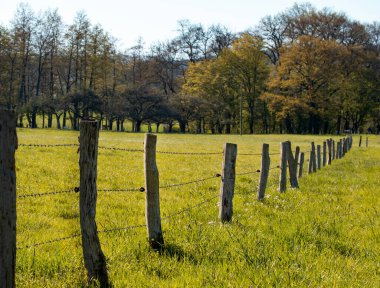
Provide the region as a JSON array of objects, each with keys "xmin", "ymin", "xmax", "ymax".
[
  {"xmin": 366, "ymin": 136, "xmax": 368, "ymax": 148},
  {"xmin": 332, "ymin": 140, "xmax": 335, "ymax": 160},
  {"xmin": 257, "ymin": 143, "xmax": 270, "ymax": 200},
  {"xmin": 219, "ymin": 143, "xmax": 237, "ymax": 222},
  {"xmin": 0, "ymin": 109, "xmax": 17, "ymax": 288},
  {"xmin": 359, "ymin": 135, "xmax": 362, "ymax": 147},
  {"xmin": 144, "ymin": 133, "xmax": 164, "ymax": 249},
  {"xmin": 322, "ymin": 141, "xmax": 327, "ymax": 167},
  {"xmin": 341, "ymin": 138, "xmax": 347, "ymax": 157},
  {"xmin": 295, "ymin": 146, "xmax": 300, "ymax": 179},
  {"xmin": 317, "ymin": 145, "xmax": 321, "ymax": 170},
  {"xmin": 327, "ymin": 139, "xmax": 332, "ymax": 165},
  {"xmin": 279, "ymin": 142, "xmax": 287, "ymax": 192},
  {"xmin": 308, "ymin": 142, "xmax": 316, "ymax": 174},
  {"xmin": 286, "ymin": 141, "xmax": 299, "ymax": 188},
  {"xmin": 79, "ymin": 120, "xmax": 108, "ymax": 286},
  {"xmin": 298, "ymin": 152, "xmax": 305, "ymax": 179}
]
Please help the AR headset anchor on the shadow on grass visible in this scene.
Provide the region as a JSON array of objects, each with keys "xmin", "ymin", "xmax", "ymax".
[{"xmin": 157, "ymin": 243, "xmax": 197, "ymax": 264}]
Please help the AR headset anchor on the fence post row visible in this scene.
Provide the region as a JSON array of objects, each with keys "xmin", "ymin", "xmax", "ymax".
[
  {"xmin": 79, "ymin": 120, "xmax": 109, "ymax": 286},
  {"xmin": 279, "ymin": 142, "xmax": 288, "ymax": 192},
  {"xmin": 298, "ymin": 152, "xmax": 305, "ymax": 179},
  {"xmin": 0, "ymin": 109, "xmax": 17, "ymax": 288},
  {"xmin": 219, "ymin": 143, "xmax": 237, "ymax": 222},
  {"xmin": 286, "ymin": 142, "xmax": 299, "ymax": 188},
  {"xmin": 257, "ymin": 143, "xmax": 270, "ymax": 200},
  {"xmin": 144, "ymin": 134, "xmax": 164, "ymax": 249}
]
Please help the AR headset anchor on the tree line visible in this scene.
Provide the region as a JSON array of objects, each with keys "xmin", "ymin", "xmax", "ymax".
[{"xmin": 1, "ymin": 2, "xmax": 379, "ymax": 134}]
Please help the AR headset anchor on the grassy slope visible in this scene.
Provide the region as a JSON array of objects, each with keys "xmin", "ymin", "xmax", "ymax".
[{"xmin": 15, "ymin": 130, "xmax": 380, "ymax": 287}]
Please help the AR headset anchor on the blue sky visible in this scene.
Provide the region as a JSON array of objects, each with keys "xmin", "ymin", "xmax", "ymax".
[{"xmin": 1, "ymin": 0, "xmax": 379, "ymax": 49}]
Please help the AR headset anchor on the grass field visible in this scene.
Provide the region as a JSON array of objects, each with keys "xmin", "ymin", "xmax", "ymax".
[{"xmin": 15, "ymin": 129, "xmax": 380, "ymax": 287}]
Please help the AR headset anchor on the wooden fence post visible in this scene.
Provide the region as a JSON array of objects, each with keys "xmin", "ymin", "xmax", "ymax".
[
  {"xmin": 359, "ymin": 135, "xmax": 362, "ymax": 147},
  {"xmin": 317, "ymin": 145, "xmax": 321, "ymax": 170},
  {"xmin": 279, "ymin": 142, "xmax": 287, "ymax": 192},
  {"xmin": 298, "ymin": 152, "xmax": 305, "ymax": 179},
  {"xmin": 257, "ymin": 143, "xmax": 270, "ymax": 200},
  {"xmin": 322, "ymin": 141, "xmax": 327, "ymax": 167},
  {"xmin": 332, "ymin": 140, "xmax": 335, "ymax": 160},
  {"xmin": 79, "ymin": 120, "xmax": 108, "ymax": 286},
  {"xmin": 366, "ymin": 136, "xmax": 368, "ymax": 148},
  {"xmin": 327, "ymin": 139, "xmax": 332, "ymax": 165},
  {"xmin": 308, "ymin": 142, "xmax": 316, "ymax": 174},
  {"xmin": 295, "ymin": 146, "xmax": 300, "ymax": 178},
  {"xmin": 286, "ymin": 141, "xmax": 299, "ymax": 188},
  {"xmin": 144, "ymin": 133, "xmax": 164, "ymax": 249},
  {"xmin": 0, "ymin": 109, "xmax": 17, "ymax": 288},
  {"xmin": 343, "ymin": 139, "xmax": 346, "ymax": 157},
  {"xmin": 219, "ymin": 143, "xmax": 237, "ymax": 222}
]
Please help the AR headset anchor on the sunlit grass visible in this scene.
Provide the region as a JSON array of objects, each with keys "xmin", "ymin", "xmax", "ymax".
[{"xmin": 15, "ymin": 130, "xmax": 380, "ymax": 287}]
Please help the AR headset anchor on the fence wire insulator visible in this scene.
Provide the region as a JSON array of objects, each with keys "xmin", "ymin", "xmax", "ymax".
[
  {"xmin": 139, "ymin": 187, "xmax": 145, "ymax": 192},
  {"xmin": 74, "ymin": 187, "xmax": 80, "ymax": 193}
]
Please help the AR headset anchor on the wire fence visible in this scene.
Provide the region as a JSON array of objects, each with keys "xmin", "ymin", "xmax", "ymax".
[{"xmin": 14, "ymin": 136, "xmax": 352, "ymax": 253}]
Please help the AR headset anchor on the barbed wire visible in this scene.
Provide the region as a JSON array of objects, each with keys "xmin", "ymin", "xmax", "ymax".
[
  {"xmin": 98, "ymin": 146, "xmax": 144, "ymax": 153},
  {"xmin": 162, "ymin": 195, "xmax": 219, "ymax": 220},
  {"xmin": 18, "ymin": 193, "xmax": 218, "ymax": 249},
  {"xmin": 160, "ymin": 174, "xmax": 221, "ymax": 190},
  {"xmin": 157, "ymin": 150, "xmax": 221, "ymax": 155},
  {"xmin": 18, "ymin": 143, "xmax": 79, "ymax": 148},
  {"xmin": 17, "ymin": 187, "xmax": 79, "ymax": 198},
  {"xmin": 98, "ymin": 187, "xmax": 145, "ymax": 193},
  {"xmin": 236, "ymin": 170, "xmax": 261, "ymax": 176},
  {"xmin": 17, "ymin": 233, "xmax": 81, "ymax": 250}
]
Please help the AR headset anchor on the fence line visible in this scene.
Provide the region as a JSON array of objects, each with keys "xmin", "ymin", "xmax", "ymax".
[{"xmin": 3, "ymin": 114, "xmax": 358, "ymax": 285}]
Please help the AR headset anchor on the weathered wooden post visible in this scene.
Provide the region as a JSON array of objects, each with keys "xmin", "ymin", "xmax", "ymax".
[
  {"xmin": 366, "ymin": 136, "xmax": 368, "ymax": 148},
  {"xmin": 257, "ymin": 143, "xmax": 270, "ymax": 200},
  {"xmin": 341, "ymin": 138, "xmax": 347, "ymax": 157},
  {"xmin": 0, "ymin": 109, "xmax": 17, "ymax": 288},
  {"xmin": 79, "ymin": 120, "xmax": 108, "ymax": 286},
  {"xmin": 359, "ymin": 135, "xmax": 362, "ymax": 147},
  {"xmin": 144, "ymin": 133, "xmax": 164, "ymax": 249},
  {"xmin": 298, "ymin": 152, "xmax": 305, "ymax": 179},
  {"xmin": 219, "ymin": 143, "xmax": 237, "ymax": 222},
  {"xmin": 327, "ymin": 139, "xmax": 332, "ymax": 165},
  {"xmin": 286, "ymin": 141, "xmax": 299, "ymax": 188},
  {"xmin": 295, "ymin": 146, "xmax": 300, "ymax": 178},
  {"xmin": 279, "ymin": 142, "xmax": 287, "ymax": 192},
  {"xmin": 308, "ymin": 142, "xmax": 316, "ymax": 174},
  {"xmin": 322, "ymin": 141, "xmax": 327, "ymax": 167},
  {"xmin": 332, "ymin": 140, "xmax": 335, "ymax": 160},
  {"xmin": 317, "ymin": 145, "xmax": 321, "ymax": 170}
]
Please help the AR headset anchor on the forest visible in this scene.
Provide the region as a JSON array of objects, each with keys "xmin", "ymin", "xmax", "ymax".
[{"xmin": 0, "ymin": 2, "xmax": 379, "ymax": 134}]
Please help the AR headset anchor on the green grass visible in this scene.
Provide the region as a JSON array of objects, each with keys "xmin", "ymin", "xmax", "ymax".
[{"xmin": 15, "ymin": 130, "xmax": 380, "ymax": 287}]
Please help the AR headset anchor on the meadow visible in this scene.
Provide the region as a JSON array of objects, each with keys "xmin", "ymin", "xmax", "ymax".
[{"xmin": 15, "ymin": 129, "xmax": 380, "ymax": 287}]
